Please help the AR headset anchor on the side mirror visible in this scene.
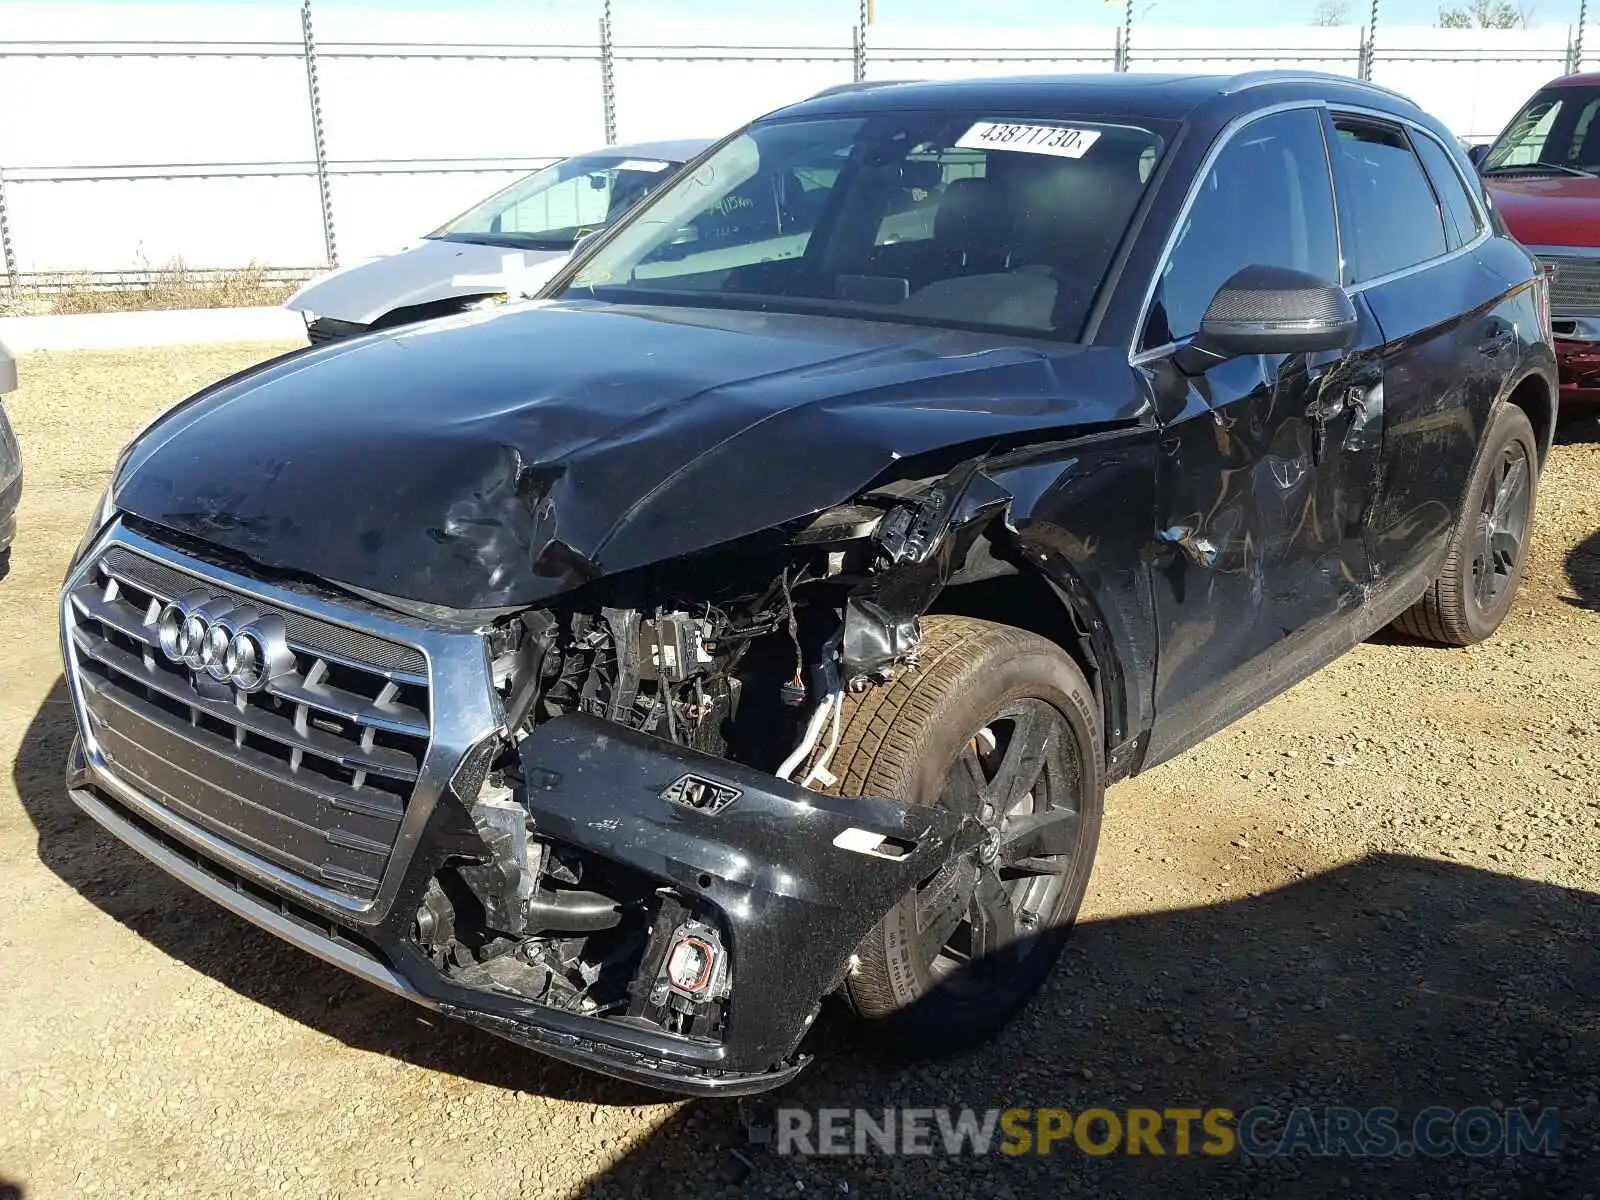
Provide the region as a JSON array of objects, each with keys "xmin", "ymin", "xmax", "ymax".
[
  {"xmin": 1467, "ymin": 143, "xmax": 1490, "ymax": 168},
  {"xmin": 1173, "ymin": 264, "xmax": 1357, "ymax": 376},
  {"xmin": 0, "ymin": 338, "xmax": 15, "ymax": 395}
]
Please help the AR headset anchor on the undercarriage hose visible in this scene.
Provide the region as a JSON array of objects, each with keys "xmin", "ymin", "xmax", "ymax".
[{"xmin": 522, "ymin": 889, "xmax": 622, "ymax": 933}]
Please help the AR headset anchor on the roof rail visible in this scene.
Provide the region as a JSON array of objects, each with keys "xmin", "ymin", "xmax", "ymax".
[
  {"xmin": 805, "ymin": 79, "xmax": 921, "ymax": 100},
  {"xmin": 1221, "ymin": 69, "xmax": 1417, "ymax": 107}
]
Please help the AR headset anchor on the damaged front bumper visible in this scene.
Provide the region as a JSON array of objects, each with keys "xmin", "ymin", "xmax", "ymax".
[{"xmin": 66, "ymin": 711, "xmax": 969, "ymax": 1095}]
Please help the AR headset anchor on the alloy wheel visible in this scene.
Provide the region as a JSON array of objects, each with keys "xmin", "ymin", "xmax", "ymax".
[{"xmin": 913, "ymin": 698, "xmax": 1086, "ymax": 994}]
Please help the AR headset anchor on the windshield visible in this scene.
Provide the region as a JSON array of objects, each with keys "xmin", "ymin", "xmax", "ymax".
[
  {"xmin": 558, "ymin": 113, "xmax": 1165, "ymax": 340},
  {"xmin": 1483, "ymin": 87, "xmax": 1600, "ymax": 176},
  {"xmin": 431, "ymin": 154, "xmax": 681, "ymax": 251}
]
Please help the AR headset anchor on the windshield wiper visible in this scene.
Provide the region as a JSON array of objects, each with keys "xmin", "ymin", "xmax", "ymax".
[{"xmin": 1483, "ymin": 160, "xmax": 1597, "ymax": 177}]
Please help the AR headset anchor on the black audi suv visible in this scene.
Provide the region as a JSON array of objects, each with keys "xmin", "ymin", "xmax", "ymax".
[{"xmin": 60, "ymin": 71, "xmax": 1554, "ymax": 1094}]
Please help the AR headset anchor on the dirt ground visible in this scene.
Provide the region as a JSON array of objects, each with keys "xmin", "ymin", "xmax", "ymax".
[{"xmin": 1, "ymin": 345, "xmax": 1598, "ymax": 1200}]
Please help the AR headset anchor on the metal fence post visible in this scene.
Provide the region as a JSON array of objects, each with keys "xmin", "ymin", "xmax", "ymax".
[
  {"xmin": 1361, "ymin": 0, "xmax": 1379, "ymax": 80},
  {"xmin": 1577, "ymin": 0, "xmax": 1589, "ymax": 72},
  {"xmin": 1118, "ymin": 0, "xmax": 1132, "ymax": 71},
  {"xmin": 300, "ymin": 0, "xmax": 338, "ymax": 268},
  {"xmin": 853, "ymin": 0, "xmax": 867, "ymax": 82},
  {"xmin": 600, "ymin": 1, "xmax": 618, "ymax": 145},
  {"xmin": 0, "ymin": 165, "xmax": 16, "ymax": 290}
]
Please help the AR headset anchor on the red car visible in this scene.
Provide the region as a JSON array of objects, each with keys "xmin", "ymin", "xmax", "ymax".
[{"xmin": 1477, "ymin": 72, "xmax": 1600, "ymax": 416}]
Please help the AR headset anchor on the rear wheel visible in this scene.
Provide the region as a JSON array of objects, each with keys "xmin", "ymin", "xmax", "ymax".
[
  {"xmin": 1392, "ymin": 404, "xmax": 1538, "ymax": 646},
  {"xmin": 825, "ymin": 616, "xmax": 1103, "ymax": 1050}
]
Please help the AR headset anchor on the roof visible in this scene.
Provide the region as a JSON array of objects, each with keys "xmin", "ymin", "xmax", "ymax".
[
  {"xmin": 774, "ymin": 70, "xmax": 1422, "ymax": 125},
  {"xmin": 574, "ymin": 138, "xmax": 715, "ymax": 163},
  {"xmin": 1541, "ymin": 72, "xmax": 1600, "ymax": 88}
]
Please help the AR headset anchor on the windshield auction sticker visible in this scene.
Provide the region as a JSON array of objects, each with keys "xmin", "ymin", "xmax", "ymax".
[{"xmin": 955, "ymin": 122, "xmax": 1102, "ymax": 158}]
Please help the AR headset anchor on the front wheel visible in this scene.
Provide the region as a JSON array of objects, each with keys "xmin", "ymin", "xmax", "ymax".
[{"xmin": 824, "ymin": 616, "xmax": 1104, "ymax": 1050}]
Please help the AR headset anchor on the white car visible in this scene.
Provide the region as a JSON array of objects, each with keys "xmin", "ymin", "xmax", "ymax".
[{"xmin": 287, "ymin": 138, "xmax": 712, "ymax": 343}]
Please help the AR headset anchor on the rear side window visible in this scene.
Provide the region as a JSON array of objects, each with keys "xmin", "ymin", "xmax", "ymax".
[
  {"xmin": 1144, "ymin": 106, "xmax": 1339, "ymax": 349},
  {"xmin": 1331, "ymin": 118, "xmax": 1448, "ymax": 282},
  {"xmin": 1412, "ymin": 133, "xmax": 1484, "ymax": 250}
]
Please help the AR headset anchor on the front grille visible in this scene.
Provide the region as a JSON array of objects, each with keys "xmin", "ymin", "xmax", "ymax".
[
  {"xmin": 1537, "ymin": 254, "xmax": 1600, "ymax": 309},
  {"xmin": 98, "ymin": 546, "xmax": 427, "ymax": 677},
  {"xmin": 66, "ymin": 544, "xmax": 433, "ymax": 901}
]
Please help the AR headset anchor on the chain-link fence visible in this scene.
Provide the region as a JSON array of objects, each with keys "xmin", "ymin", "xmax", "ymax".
[{"xmin": 0, "ymin": 0, "xmax": 1593, "ymax": 287}]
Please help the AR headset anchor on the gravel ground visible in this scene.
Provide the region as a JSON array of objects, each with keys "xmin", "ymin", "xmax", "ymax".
[{"xmin": 1, "ymin": 345, "xmax": 1597, "ymax": 1200}]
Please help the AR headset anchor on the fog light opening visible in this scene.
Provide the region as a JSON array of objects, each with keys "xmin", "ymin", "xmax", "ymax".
[
  {"xmin": 666, "ymin": 936, "xmax": 716, "ymax": 993},
  {"xmin": 652, "ymin": 919, "xmax": 731, "ymax": 1013}
]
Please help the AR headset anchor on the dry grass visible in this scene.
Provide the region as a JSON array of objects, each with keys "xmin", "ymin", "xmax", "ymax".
[{"xmin": 3, "ymin": 258, "xmax": 299, "ymax": 316}]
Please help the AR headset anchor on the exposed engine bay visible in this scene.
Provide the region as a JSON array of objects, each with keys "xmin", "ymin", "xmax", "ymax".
[{"xmin": 408, "ymin": 467, "xmax": 1016, "ymax": 1050}]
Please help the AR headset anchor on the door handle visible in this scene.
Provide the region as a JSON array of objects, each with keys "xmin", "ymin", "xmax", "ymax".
[{"xmin": 1479, "ymin": 327, "xmax": 1515, "ymax": 357}]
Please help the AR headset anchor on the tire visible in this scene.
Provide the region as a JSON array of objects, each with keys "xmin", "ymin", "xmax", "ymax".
[
  {"xmin": 1392, "ymin": 404, "xmax": 1539, "ymax": 647},
  {"xmin": 824, "ymin": 615, "xmax": 1104, "ymax": 1050}
]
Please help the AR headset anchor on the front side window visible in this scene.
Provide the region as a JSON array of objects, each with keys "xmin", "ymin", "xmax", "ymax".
[
  {"xmin": 1482, "ymin": 88, "xmax": 1600, "ymax": 176},
  {"xmin": 561, "ymin": 113, "xmax": 1167, "ymax": 340},
  {"xmin": 1331, "ymin": 118, "xmax": 1448, "ymax": 283},
  {"xmin": 432, "ymin": 155, "xmax": 679, "ymax": 251},
  {"xmin": 1144, "ymin": 107, "xmax": 1339, "ymax": 350}
]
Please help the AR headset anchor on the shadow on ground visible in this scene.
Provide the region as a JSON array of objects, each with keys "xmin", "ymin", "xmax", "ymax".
[
  {"xmin": 1555, "ymin": 414, "xmax": 1600, "ymax": 447},
  {"xmin": 15, "ymin": 682, "xmax": 1600, "ymax": 1199},
  {"xmin": 1566, "ymin": 528, "xmax": 1600, "ymax": 611},
  {"xmin": 573, "ymin": 859, "xmax": 1598, "ymax": 1200},
  {"xmin": 1556, "ymin": 417, "xmax": 1600, "ymax": 613}
]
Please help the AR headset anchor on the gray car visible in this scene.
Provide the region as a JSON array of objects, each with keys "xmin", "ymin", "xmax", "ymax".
[
  {"xmin": 0, "ymin": 337, "xmax": 19, "ymax": 578},
  {"xmin": 286, "ymin": 138, "xmax": 712, "ymax": 343}
]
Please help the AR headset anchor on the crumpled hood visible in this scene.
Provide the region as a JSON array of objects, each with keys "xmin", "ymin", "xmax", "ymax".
[
  {"xmin": 285, "ymin": 238, "xmax": 569, "ymax": 325},
  {"xmin": 114, "ymin": 300, "xmax": 1146, "ymax": 610},
  {"xmin": 1487, "ymin": 175, "xmax": 1600, "ymax": 248}
]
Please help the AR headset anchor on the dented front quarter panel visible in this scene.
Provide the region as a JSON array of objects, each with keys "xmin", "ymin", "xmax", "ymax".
[
  {"xmin": 995, "ymin": 437, "xmax": 1162, "ymax": 760},
  {"xmin": 865, "ymin": 432, "xmax": 1163, "ymax": 759},
  {"xmin": 781, "ymin": 336, "xmax": 1164, "ymax": 760}
]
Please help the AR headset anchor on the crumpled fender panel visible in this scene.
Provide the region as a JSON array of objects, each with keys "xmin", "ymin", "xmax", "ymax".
[
  {"xmin": 516, "ymin": 712, "xmax": 981, "ymax": 1073},
  {"xmin": 110, "ymin": 301, "xmax": 1147, "ymax": 610}
]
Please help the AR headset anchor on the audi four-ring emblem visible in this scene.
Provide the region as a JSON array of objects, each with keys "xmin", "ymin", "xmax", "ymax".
[{"xmin": 156, "ymin": 593, "xmax": 293, "ymax": 693}]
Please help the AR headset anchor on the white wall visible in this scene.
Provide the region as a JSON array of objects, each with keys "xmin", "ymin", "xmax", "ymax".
[{"xmin": 0, "ymin": 3, "xmax": 1579, "ymax": 273}]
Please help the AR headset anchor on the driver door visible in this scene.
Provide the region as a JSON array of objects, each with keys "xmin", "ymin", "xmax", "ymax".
[{"xmin": 1139, "ymin": 105, "xmax": 1385, "ymax": 765}]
